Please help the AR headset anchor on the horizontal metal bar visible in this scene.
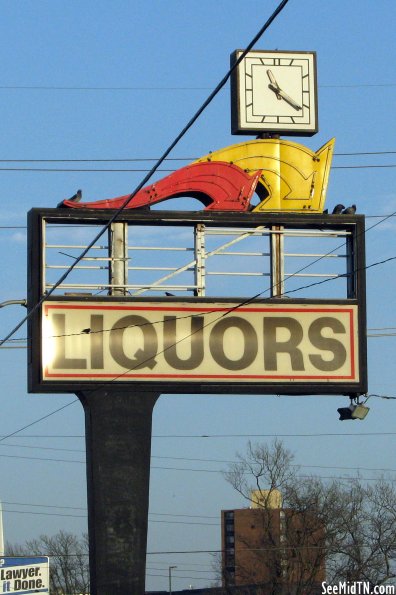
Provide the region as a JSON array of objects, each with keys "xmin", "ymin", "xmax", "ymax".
[
  {"xmin": 127, "ymin": 246, "xmax": 194, "ymax": 252},
  {"xmin": 276, "ymin": 231, "xmax": 351, "ymax": 237},
  {"xmin": 285, "ymin": 273, "xmax": 345, "ymax": 278},
  {"xmin": 207, "ymin": 272, "xmax": 270, "ymax": 277},
  {"xmin": 208, "ymin": 228, "xmax": 351, "ymax": 237},
  {"xmin": 46, "ymin": 284, "xmax": 110, "ymax": 290},
  {"xmin": 45, "ymin": 244, "xmax": 108, "ymax": 250},
  {"xmin": 46, "ymin": 265, "xmax": 108, "ymax": 270},
  {"xmin": 211, "ymin": 251, "xmax": 270, "ymax": 257},
  {"xmin": 285, "ymin": 253, "xmax": 346, "ymax": 258},
  {"xmin": 45, "ymin": 283, "xmax": 197, "ymax": 290},
  {"xmin": 207, "ymin": 228, "xmax": 268, "ymax": 236},
  {"xmin": 47, "ymin": 256, "xmax": 125, "ymax": 262},
  {"xmin": 128, "ymin": 266, "xmax": 194, "ymax": 272}
]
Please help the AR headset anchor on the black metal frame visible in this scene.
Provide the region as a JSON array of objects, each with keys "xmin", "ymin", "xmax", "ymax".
[{"xmin": 27, "ymin": 208, "xmax": 367, "ymax": 396}]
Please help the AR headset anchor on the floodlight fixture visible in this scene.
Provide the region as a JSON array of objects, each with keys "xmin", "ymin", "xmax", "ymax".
[{"xmin": 338, "ymin": 397, "xmax": 369, "ymax": 421}]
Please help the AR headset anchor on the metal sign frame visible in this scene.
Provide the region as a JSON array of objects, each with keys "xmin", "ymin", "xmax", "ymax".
[{"xmin": 27, "ymin": 208, "xmax": 367, "ymax": 396}]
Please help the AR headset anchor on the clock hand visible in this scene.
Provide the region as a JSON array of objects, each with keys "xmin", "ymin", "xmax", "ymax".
[
  {"xmin": 276, "ymin": 88, "xmax": 302, "ymax": 111},
  {"xmin": 267, "ymin": 70, "xmax": 282, "ymax": 100},
  {"xmin": 268, "ymin": 85, "xmax": 302, "ymax": 111}
]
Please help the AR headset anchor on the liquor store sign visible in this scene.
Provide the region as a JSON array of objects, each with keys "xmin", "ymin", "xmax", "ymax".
[{"xmin": 38, "ymin": 300, "xmax": 360, "ymax": 390}]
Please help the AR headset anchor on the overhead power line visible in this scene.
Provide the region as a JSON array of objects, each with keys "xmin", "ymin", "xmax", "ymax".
[
  {"xmin": 0, "ymin": 82, "xmax": 395, "ymax": 91},
  {"xmin": 0, "ymin": 0, "xmax": 291, "ymax": 350},
  {"xmin": 1, "ymin": 149, "xmax": 396, "ymax": 162},
  {"xmin": 0, "ymin": 400, "xmax": 78, "ymax": 444},
  {"xmin": 1, "ymin": 431, "xmax": 396, "ymax": 440},
  {"xmin": 2, "ymin": 447, "xmax": 396, "ymax": 480},
  {"xmin": 1, "ymin": 164, "xmax": 396, "ymax": 172},
  {"xmin": 2, "ymin": 446, "xmax": 396, "ymax": 477},
  {"xmin": 2, "ymin": 249, "xmax": 396, "ymax": 347}
]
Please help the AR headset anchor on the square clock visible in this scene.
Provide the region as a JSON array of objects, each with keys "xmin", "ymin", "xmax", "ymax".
[{"xmin": 231, "ymin": 50, "xmax": 318, "ymax": 136}]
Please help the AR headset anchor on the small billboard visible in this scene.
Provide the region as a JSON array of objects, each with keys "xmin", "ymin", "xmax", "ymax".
[{"xmin": 0, "ymin": 557, "xmax": 49, "ymax": 594}]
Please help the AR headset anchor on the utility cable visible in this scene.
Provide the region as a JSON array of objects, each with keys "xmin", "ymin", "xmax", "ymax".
[
  {"xmin": 0, "ymin": 0, "xmax": 291, "ymax": 350},
  {"xmin": 1, "ymin": 149, "xmax": 396, "ymax": 162},
  {"xmin": 2, "ymin": 448, "xmax": 396, "ymax": 478},
  {"xmin": 0, "ymin": 400, "xmax": 78, "ymax": 444},
  {"xmin": 0, "ymin": 81, "xmax": 395, "ymax": 91},
  {"xmin": 1, "ymin": 212, "xmax": 395, "ymax": 230},
  {"xmin": 8, "ymin": 540, "xmax": 395, "ymax": 559},
  {"xmin": 3, "ymin": 247, "xmax": 392, "ymax": 346},
  {"xmin": 0, "ymin": 431, "xmax": 395, "ymax": 439},
  {"xmin": 0, "ymin": 207, "xmax": 394, "ymax": 440},
  {"xmin": 1, "ymin": 163, "xmax": 396, "ymax": 172},
  {"xmin": 3, "ymin": 442, "xmax": 396, "ymax": 475}
]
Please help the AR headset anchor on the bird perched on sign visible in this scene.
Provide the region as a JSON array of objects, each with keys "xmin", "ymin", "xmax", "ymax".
[
  {"xmin": 332, "ymin": 204, "xmax": 345, "ymax": 214},
  {"xmin": 342, "ymin": 204, "xmax": 356, "ymax": 214},
  {"xmin": 69, "ymin": 189, "xmax": 82, "ymax": 203},
  {"xmin": 57, "ymin": 189, "xmax": 82, "ymax": 208}
]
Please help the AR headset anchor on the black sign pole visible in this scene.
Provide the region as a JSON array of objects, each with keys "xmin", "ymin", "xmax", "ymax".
[{"xmin": 77, "ymin": 390, "xmax": 160, "ymax": 595}]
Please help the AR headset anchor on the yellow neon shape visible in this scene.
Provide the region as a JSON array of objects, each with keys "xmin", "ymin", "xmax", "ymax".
[{"xmin": 193, "ymin": 138, "xmax": 335, "ymax": 213}]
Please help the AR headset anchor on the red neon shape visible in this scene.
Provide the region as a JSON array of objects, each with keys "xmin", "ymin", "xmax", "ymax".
[{"xmin": 61, "ymin": 162, "xmax": 262, "ymax": 211}]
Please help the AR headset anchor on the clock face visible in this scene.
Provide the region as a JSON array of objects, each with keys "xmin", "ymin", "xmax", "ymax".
[{"xmin": 231, "ymin": 50, "xmax": 318, "ymax": 136}]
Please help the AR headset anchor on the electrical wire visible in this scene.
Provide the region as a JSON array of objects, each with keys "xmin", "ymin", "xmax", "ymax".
[
  {"xmin": 0, "ymin": 82, "xmax": 395, "ymax": 91},
  {"xmin": 3, "ymin": 441, "xmax": 396, "ymax": 476},
  {"xmin": 3, "ymin": 465, "xmax": 396, "ymax": 520},
  {"xmin": 0, "ymin": 0, "xmax": 291, "ymax": 350},
  {"xmin": 1, "ymin": 164, "xmax": 396, "ymax": 172},
  {"xmin": 8, "ymin": 542, "xmax": 396, "ymax": 560},
  {"xmin": 2, "ymin": 424, "xmax": 396, "ymax": 448},
  {"xmin": 1, "ymin": 429, "xmax": 396, "ymax": 440},
  {"xmin": 0, "ymin": 149, "xmax": 396, "ymax": 162},
  {"xmin": 2, "ymin": 248, "xmax": 394, "ymax": 347},
  {"xmin": 146, "ymin": 542, "xmax": 396, "ymax": 556},
  {"xmin": 3, "ymin": 223, "xmax": 396, "ymax": 358},
  {"xmin": 0, "ymin": 400, "xmax": 78, "ymax": 444},
  {"xmin": 6, "ymin": 540, "xmax": 396, "ymax": 560},
  {"xmin": 2, "ymin": 449, "xmax": 396, "ymax": 480},
  {"xmin": 0, "ymin": 508, "xmax": 218, "ymax": 525}
]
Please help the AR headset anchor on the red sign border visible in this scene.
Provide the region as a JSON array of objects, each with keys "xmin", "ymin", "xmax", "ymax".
[{"xmin": 42, "ymin": 302, "xmax": 357, "ymax": 382}]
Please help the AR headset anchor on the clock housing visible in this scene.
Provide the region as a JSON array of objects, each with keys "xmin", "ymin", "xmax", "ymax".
[{"xmin": 231, "ymin": 50, "xmax": 318, "ymax": 136}]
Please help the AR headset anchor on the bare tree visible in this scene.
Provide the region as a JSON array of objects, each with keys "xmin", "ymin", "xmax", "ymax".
[
  {"xmin": 223, "ymin": 440, "xmax": 396, "ymax": 593},
  {"xmin": 6, "ymin": 530, "xmax": 89, "ymax": 594},
  {"xmin": 327, "ymin": 479, "xmax": 396, "ymax": 587}
]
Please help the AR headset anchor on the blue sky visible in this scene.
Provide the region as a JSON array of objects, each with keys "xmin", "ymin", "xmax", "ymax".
[{"xmin": 1, "ymin": 0, "xmax": 396, "ymax": 591}]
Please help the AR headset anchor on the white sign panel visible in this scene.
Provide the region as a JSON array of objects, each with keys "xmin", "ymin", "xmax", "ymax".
[
  {"xmin": 0, "ymin": 557, "xmax": 49, "ymax": 594},
  {"xmin": 41, "ymin": 301, "xmax": 359, "ymax": 384}
]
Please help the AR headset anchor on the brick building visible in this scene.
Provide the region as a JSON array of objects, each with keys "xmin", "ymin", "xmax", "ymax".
[{"xmin": 221, "ymin": 491, "xmax": 325, "ymax": 592}]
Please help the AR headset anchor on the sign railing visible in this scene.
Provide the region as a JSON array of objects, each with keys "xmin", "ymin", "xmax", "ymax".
[{"xmin": 42, "ymin": 219, "xmax": 353, "ymax": 299}]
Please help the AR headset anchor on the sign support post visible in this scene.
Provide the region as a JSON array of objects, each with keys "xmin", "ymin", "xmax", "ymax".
[{"xmin": 77, "ymin": 390, "xmax": 160, "ymax": 595}]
